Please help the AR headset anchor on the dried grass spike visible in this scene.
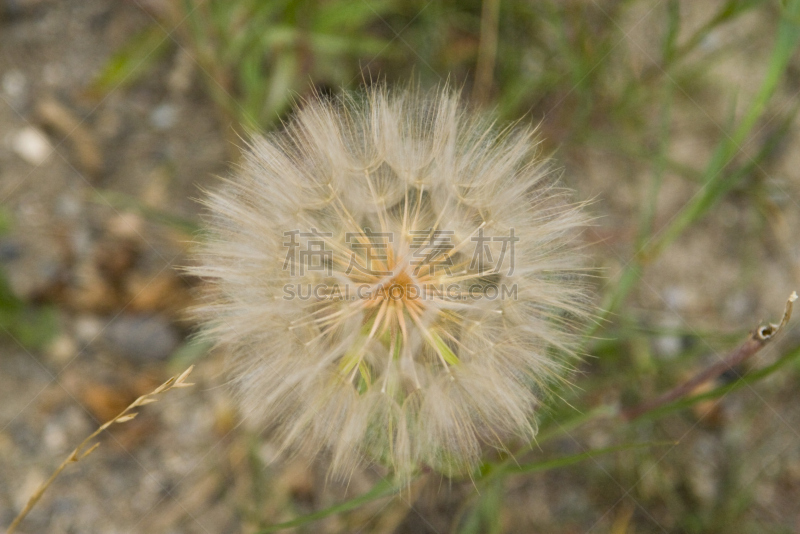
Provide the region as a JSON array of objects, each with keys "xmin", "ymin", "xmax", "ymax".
[{"xmin": 6, "ymin": 366, "xmax": 194, "ymax": 534}]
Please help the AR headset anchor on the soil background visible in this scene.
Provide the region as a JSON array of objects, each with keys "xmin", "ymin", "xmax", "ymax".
[{"xmin": 2, "ymin": 1, "xmax": 800, "ymax": 533}]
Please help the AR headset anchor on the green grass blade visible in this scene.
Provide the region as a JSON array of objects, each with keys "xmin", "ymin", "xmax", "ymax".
[
  {"xmin": 0, "ymin": 221, "xmax": 59, "ymax": 349},
  {"xmin": 458, "ymin": 478, "xmax": 504, "ymax": 534},
  {"xmin": 500, "ymin": 441, "xmax": 673, "ymax": 477},
  {"xmin": 631, "ymin": 343, "xmax": 800, "ymax": 422},
  {"xmin": 256, "ymin": 476, "xmax": 400, "ymax": 533},
  {"xmin": 90, "ymin": 26, "xmax": 173, "ymax": 95},
  {"xmin": 644, "ymin": 0, "xmax": 800, "ymax": 260}
]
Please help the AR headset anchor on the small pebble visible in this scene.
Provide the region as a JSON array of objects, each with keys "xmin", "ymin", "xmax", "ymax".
[
  {"xmin": 149, "ymin": 103, "xmax": 178, "ymax": 130},
  {"xmin": 103, "ymin": 314, "xmax": 180, "ymax": 362},
  {"xmin": 12, "ymin": 127, "xmax": 51, "ymax": 166},
  {"xmin": 0, "ymin": 240, "xmax": 22, "ymax": 262},
  {"xmin": 2, "ymin": 69, "xmax": 26, "ymax": 99},
  {"xmin": 73, "ymin": 315, "xmax": 104, "ymax": 344},
  {"xmin": 42, "ymin": 420, "xmax": 67, "ymax": 452},
  {"xmin": 653, "ymin": 316, "xmax": 683, "ymax": 359},
  {"xmin": 46, "ymin": 334, "xmax": 77, "ymax": 364},
  {"xmin": 42, "ymin": 62, "xmax": 64, "ymax": 86}
]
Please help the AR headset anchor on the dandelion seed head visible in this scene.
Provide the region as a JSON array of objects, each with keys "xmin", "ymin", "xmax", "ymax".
[{"xmin": 191, "ymin": 86, "xmax": 591, "ymax": 479}]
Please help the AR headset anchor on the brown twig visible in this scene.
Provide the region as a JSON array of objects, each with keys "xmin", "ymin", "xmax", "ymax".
[
  {"xmin": 622, "ymin": 292, "xmax": 797, "ymax": 421},
  {"xmin": 473, "ymin": 0, "xmax": 501, "ymax": 104},
  {"xmin": 6, "ymin": 366, "xmax": 195, "ymax": 534}
]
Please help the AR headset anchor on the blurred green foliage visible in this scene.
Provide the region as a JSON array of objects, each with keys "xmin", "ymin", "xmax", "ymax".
[{"xmin": 0, "ymin": 208, "xmax": 58, "ymax": 350}]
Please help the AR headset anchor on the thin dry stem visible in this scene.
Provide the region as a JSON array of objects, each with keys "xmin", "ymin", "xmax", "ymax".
[
  {"xmin": 5, "ymin": 366, "xmax": 195, "ymax": 534},
  {"xmin": 473, "ymin": 0, "xmax": 501, "ymax": 104},
  {"xmin": 622, "ymin": 292, "xmax": 796, "ymax": 421}
]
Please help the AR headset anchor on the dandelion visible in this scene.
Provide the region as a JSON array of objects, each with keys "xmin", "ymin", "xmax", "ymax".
[{"xmin": 190, "ymin": 86, "xmax": 591, "ymax": 479}]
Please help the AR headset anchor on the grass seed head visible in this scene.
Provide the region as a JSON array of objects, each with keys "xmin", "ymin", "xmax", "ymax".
[{"xmin": 191, "ymin": 85, "xmax": 592, "ymax": 479}]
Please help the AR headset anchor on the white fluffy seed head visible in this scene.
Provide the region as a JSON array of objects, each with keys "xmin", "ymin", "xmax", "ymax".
[{"xmin": 190, "ymin": 86, "xmax": 592, "ymax": 479}]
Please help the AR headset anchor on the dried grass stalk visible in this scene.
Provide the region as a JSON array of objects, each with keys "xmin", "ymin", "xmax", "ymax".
[{"xmin": 5, "ymin": 366, "xmax": 195, "ymax": 534}]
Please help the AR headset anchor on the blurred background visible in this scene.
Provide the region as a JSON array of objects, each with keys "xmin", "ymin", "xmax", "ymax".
[{"xmin": 1, "ymin": 0, "xmax": 800, "ymax": 532}]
